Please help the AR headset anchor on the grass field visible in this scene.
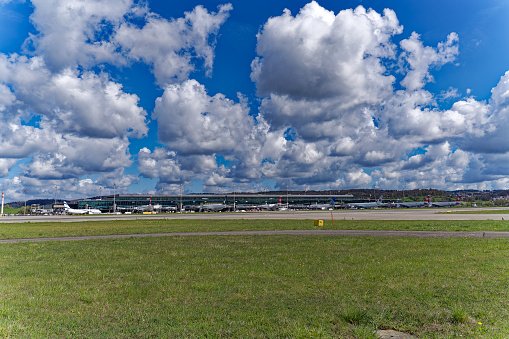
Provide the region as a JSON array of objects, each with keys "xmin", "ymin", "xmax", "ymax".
[
  {"xmin": 2, "ymin": 218, "xmax": 509, "ymax": 240},
  {"xmin": 1, "ymin": 220, "xmax": 509, "ymax": 338}
]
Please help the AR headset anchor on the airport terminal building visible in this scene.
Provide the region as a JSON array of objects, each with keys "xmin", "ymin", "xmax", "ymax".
[{"xmin": 78, "ymin": 193, "xmax": 356, "ymax": 212}]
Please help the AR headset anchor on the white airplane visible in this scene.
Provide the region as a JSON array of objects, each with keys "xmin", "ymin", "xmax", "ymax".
[
  {"xmin": 200, "ymin": 197, "xmax": 227, "ymax": 212},
  {"xmin": 430, "ymin": 195, "xmax": 462, "ymax": 207},
  {"xmin": 161, "ymin": 206, "xmax": 178, "ymax": 212},
  {"xmin": 310, "ymin": 198, "xmax": 335, "ymax": 210},
  {"xmin": 397, "ymin": 195, "xmax": 430, "ymax": 208},
  {"xmin": 200, "ymin": 203, "xmax": 226, "ymax": 211},
  {"xmin": 259, "ymin": 196, "xmax": 283, "ymax": 210},
  {"xmin": 135, "ymin": 197, "xmax": 162, "ymax": 212},
  {"xmin": 64, "ymin": 201, "xmax": 102, "ymax": 214},
  {"xmin": 348, "ymin": 195, "xmax": 384, "ymax": 209}
]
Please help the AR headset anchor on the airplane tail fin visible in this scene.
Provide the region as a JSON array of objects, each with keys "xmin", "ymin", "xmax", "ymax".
[
  {"xmin": 456, "ymin": 195, "xmax": 462, "ymax": 202},
  {"xmin": 377, "ymin": 195, "xmax": 383, "ymax": 203},
  {"xmin": 63, "ymin": 201, "xmax": 70, "ymax": 209},
  {"xmin": 330, "ymin": 198, "xmax": 335, "ymax": 205},
  {"xmin": 424, "ymin": 195, "xmax": 430, "ymax": 203},
  {"xmin": 278, "ymin": 196, "xmax": 282, "ymax": 204}
]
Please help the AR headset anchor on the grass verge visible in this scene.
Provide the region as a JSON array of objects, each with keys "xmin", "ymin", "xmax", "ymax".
[
  {"xmin": 0, "ymin": 235, "xmax": 506, "ymax": 338},
  {"xmin": 1, "ymin": 219, "xmax": 509, "ymax": 239}
]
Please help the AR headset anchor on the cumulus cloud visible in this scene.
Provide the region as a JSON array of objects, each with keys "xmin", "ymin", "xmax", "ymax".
[
  {"xmin": 399, "ymin": 32, "xmax": 459, "ymax": 91},
  {"xmin": 453, "ymin": 71, "xmax": 509, "ymax": 154},
  {"xmin": 251, "ymin": 2, "xmax": 401, "ymax": 103},
  {"xmin": 146, "ymin": 79, "xmax": 288, "ymax": 189},
  {"xmin": 154, "ymin": 79, "xmax": 256, "ymax": 155},
  {"xmin": 5, "ymin": 0, "xmax": 509, "ymax": 196},
  {"xmin": 21, "ymin": 135, "xmax": 133, "ymax": 179},
  {"xmin": 0, "ymin": 1, "xmax": 237, "ymax": 198},
  {"xmin": 0, "ymin": 158, "xmax": 18, "ymax": 177},
  {"xmin": 0, "ymin": 55, "xmax": 147, "ymax": 138},
  {"xmin": 344, "ymin": 169, "xmax": 373, "ymax": 188},
  {"xmin": 26, "ymin": 0, "xmax": 143, "ymax": 70},
  {"xmin": 138, "ymin": 147, "xmax": 193, "ymax": 184},
  {"xmin": 25, "ymin": 0, "xmax": 231, "ymax": 85},
  {"xmin": 248, "ymin": 2, "xmax": 479, "ymax": 190},
  {"xmin": 115, "ymin": 4, "xmax": 232, "ymax": 84}
]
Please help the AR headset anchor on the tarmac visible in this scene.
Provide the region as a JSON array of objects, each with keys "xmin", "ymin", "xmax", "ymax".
[{"xmin": 1, "ymin": 207, "xmax": 509, "ymax": 223}]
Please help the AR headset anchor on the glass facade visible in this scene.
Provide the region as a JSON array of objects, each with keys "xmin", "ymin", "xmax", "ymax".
[{"xmin": 78, "ymin": 194, "xmax": 356, "ymax": 212}]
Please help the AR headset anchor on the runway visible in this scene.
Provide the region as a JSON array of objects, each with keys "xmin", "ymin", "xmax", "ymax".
[{"xmin": 0, "ymin": 207, "xmax": 507, "ymax": 223}]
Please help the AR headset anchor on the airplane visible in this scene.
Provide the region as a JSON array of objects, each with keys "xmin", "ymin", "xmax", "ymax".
[
  {"xmin": 161, "ymin": 206, "xmax": 178, "ymax": 212},
  {"xmin": 397, "ymin": 195, "xmax": 430, "ymax": 208},
  {"xmin": 347, "ymin": 195, "xmax": 384, "ymax": 209},
  {"xmin": 309, "ymin": 198, "xmax": 335, "ymax": 210},
  {"xmin": 430, "ymin": 195, "xmax": 462, "ymax": 207},
  {"xmin": 135, "ymin": 197, "xmax": 162, "ymax": 212},
  {"xmin": 259, "ymin": 196, "xmax": 283, "ymax": 210},
  {"xmin": 64, "ymin": 201, "xmax": 102, "ymax": 214},
  {"xmin": 200, "ymin": 197, "xmax": 227, "ymax": 212},
  {"xmin": 200, "ymin": 203, "xmax": 226, "ymax": 211}
]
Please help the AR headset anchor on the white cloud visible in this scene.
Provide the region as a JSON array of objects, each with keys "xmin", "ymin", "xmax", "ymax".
[
  {"xmin": 26, "ymin": 0, "xmax": 143, "ymax": 71},
  {"xmin": 344, "ymin": 169, "xmax": 372, "ymax": 187},
  {"xmin": 22, "ymin": 135, "xmax": 133, "ymax": 179},
  {"xmin": 0, "ymin": 123, "xmax": 57, "ymax": 158},
  {"xmin": 25, "ymin": 0, "xmax": 231, "ymax": 86},
  {"xmin": 0, "ymin": 158, "xmax": 18, "ymax": 177},
  {"xmin": 0, "ymin": 55, "xmax": 147, "ymax": 138},
  {"xmin": 154, "ymin": 79, "xmax": 256, "ymax": 155},
  {"xmin": 4, "ymin": 0, "xmax": 509, "ymax": 194},
  {"xmin": 399, "ymin": 32, "xmax": 459, "ymax": 91},
  {"xmin": 148, "ymin": 80, "xmax": 289, "ymax": 188},
  {"xmin": 115, "ymin": 4, "xmax": 232, "ymax": 84},
  {"xmin": 138, "ymin": 147, "xmax": 191, "ymax": 184},
  {"xmin": 251, "ymin": 3, "xmax": 401, "ymax": 103}
]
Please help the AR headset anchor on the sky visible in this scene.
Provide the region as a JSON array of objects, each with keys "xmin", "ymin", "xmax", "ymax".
[{"xmin": 1, "ymin": 0, "xmax": 509, "ymax": 200}]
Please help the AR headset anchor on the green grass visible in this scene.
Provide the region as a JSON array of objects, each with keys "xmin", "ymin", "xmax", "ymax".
[
  {"xmin": 0, "ymin": 206, "xmax": 20, "ymax": 215},
  {"xmin": 2, "ymin": 219, "xmax": 509, "ymax": 240},
  {"xmin": 0, "ymin": 235, "xmax": 507, "ymax": 337}
]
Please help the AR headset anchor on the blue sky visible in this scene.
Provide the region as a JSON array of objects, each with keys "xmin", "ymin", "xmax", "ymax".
[{"xmin": 1, "ymin": 0, "xmax": 509, "ymax": 200}]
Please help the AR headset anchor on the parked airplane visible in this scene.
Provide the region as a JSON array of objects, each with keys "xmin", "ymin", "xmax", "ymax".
[
  {"xmin": 200, "ymin": 197, "xmax": 227, "ymax": 212},
  {"xmin": 259, "ymin": 197, "xmax": 283, "ymax": 210},
  {"xmin": 348, "ymin": 195, "xmax": 384, "ymax": 209},
  {"xmin": 135, "ymin": 197, "xmax": 162, "ymax": 212},
  {"xmin": 161, "ymin": 206, "xmax": 178, "ymax": 212},
  {"xmin": 430, "ymin": 195, "xmax": 462, "ymax": 207},
  {"xmin": 200, "ymin": 203, "xmax": 226, "ymax": 211},
  {"xmin": 310, "ymin": 198, "xmax": 335, "ymax": 210},
  {"xmin": 397, "ymin": 195, "xmax": 430, "ymax": 208},
  {"xmin": 64, "ymin": 201, "xmax": 102, "ymax": 214}
]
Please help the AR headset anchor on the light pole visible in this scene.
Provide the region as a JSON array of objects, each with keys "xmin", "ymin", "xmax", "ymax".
[
  {"xmin": 113, "ymin": 183, "xmax": 116, "ymax": 213},
  {"xmin": 100, "ymin": 186, "xmax": 102, "ymax": 200},
  {"xmin": 233, "ymin": 184, "xmax": 236, "ymax": 212},
  {"xmin": 180, "ymin": 184, "xmax": 183, "ymax": 214},
  {"xmin": 286, "ymin": 185, "xmax": 289, "ymax": 209},
  {"xmin": 24, "ymin": 190, "xmax": 27, "ymax": 215},
  {"xmin": 54, "ymin": 186, "xmax": 58, "ymax": 204}
]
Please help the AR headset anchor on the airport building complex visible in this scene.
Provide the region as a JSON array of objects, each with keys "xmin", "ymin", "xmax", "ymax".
[{"xmin": 78, "ymin": 193, "xmax": 356, "ymax": 212}]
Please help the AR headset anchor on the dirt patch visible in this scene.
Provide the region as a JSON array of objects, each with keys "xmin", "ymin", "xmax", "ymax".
[{"xmin": 376, "ymin": 329, "xmax": 416, "ymax": 338}]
